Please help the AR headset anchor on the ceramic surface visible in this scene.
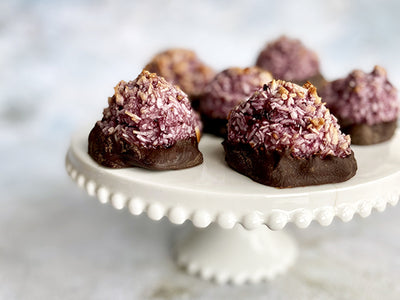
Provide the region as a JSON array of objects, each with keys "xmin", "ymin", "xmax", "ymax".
[{"xmin": 66, "ymin": 128, "xmax": 400, "ymax": 230}]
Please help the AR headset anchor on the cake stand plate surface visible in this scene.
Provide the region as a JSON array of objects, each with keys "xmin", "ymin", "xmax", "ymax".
[{"xmin": 66, "ymin": 128, "xmax": 400, "ymax": 284}]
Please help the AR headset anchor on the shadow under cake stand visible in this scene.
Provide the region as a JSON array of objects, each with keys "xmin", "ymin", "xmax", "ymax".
[{"xmin": 65, "ymin": 128, "xmax": 400, "ymax": 285}]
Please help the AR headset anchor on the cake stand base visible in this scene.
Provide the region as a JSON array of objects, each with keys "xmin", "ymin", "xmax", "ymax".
[
  {"xmin": 176, "ymin": 224, "xmax": 297, "ymax": 284},
  {"xmin": 66, "ymin": 129, "xmax": 400, "ymax": 285}
]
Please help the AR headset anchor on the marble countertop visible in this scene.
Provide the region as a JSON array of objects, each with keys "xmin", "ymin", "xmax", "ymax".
[{"xmin": 1, "ymin": 1, "xmax": 400, "ymax": 299}]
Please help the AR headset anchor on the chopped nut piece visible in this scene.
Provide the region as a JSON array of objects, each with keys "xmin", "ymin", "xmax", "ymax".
[
  {"xmin": 125, "ymin": 111, "xmax": 141, "ymax": 123},
  {"xmin": 278, "ymin": 86, "xmax": 289, "ymax": 95},
  {"xmin": 310, "ymin": 117, "xmax": 325, "ymax": 129}
]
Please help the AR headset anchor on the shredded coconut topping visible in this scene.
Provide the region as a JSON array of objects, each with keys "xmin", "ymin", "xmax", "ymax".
[
  {"xmin": 256, "ymin": 36, "xmax": 320, "ymax": 82},
  {"xmin": 320, "ymin": 65, "xmax": 399, "ymax": 125},
  {"xmin": 227, "ymin": 80, "xmax": 352, "ymax": 158},
  {"xmin": 98, "ymin": 70, "xmax": 201, "ymax": 149},
  {"xmin": 199, "ymin": 67, "xmax": 273, "ymax": 119},
  {"xmin": 144, "ymin": 48, "xmax": 215, "ymax": 98}
]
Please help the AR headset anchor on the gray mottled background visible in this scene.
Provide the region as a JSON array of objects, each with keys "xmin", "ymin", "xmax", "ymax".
[{"xmin": 1, "ymin": 0, "xmax": 400, "ymax": 299}]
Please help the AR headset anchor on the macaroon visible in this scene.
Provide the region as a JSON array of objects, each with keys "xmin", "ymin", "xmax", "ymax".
[
  {"xmin": 223, "ymin": 80, "xmax": 357, "ymax": 188},
  {"xmin": 88, "ymin": 70, "xmax": 203, "ymax": 170},
  {"xmin": 144, "ymin": 48, "xmax": 215, "ymax": 109},
  {"xmin": 320, "ymin": 65, "xmax": 399, "ymax": 145}
]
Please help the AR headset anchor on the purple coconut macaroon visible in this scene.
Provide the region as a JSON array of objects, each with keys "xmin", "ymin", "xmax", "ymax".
[
  {"xmin": 88, "ymin": 70, "xmax": 203, "ymax": 170},
  {"xmin": 144, "ymin": 48, "xmax": 215, "ymax": 109},
  {"xmin": 223, "ymin": 80, "xmax": 357, "ymax": 188},
  {"xmin": 320, "ymin": 66, "xmax": 399, "ymax": 145},
  {"xmin": 198, "ymin": 67, "xmax": 273, "ymax": 137},
  {"xmin": 256, "ymin": 36, "xmax": 325, "ymax": 89}
]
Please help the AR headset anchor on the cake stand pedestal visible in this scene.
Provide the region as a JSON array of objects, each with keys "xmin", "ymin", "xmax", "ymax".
[
  {"xmin": 65, "ymin": 128, "xmax": 400, "ymax": 284},
  {"xmin": 176, "ymin": 224, "xmax": 297, "ymax": 284}
]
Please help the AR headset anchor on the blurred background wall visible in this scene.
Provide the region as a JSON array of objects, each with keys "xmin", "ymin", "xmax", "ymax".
[
  {"xmin": 2, "ymin": 0, "xmax": 399, "ymax": 131},
  {"xmin": 2, "ymin": 0, "xmax": 400, "ymax": 183}
]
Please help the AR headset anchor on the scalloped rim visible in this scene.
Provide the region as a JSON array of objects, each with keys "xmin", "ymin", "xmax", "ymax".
[
  {"xmin": 178, "ymin": 260, "xmax": 292, "ymax": 285},
  {"xmin": 177, "ymin": 248, "xmax": 295, "ymax": 285},
  {"xmin": 66, "ymin": 159, "xmax": 399, "ymax": 230},
  {"xmin": 175, "ymin": 227, "xmax": 298, "ymax": 285}
]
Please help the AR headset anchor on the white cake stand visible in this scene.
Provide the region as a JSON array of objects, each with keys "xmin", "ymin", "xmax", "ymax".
[{"xmin": 65, "ymin": 128, "xmax": 400, "ymax": 285}]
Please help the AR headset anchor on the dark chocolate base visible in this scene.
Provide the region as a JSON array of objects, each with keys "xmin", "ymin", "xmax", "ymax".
[
  {"xmin": 190, "ymin": 96, "xmax": 201, "ymax": 112},
  {"xmin": 294, "ymin": 73, "xmax": 326, "ymax": 91},
  {"xmin": 223, "ymin": 141, "xmax": 357, "ymax": 188},
  {"xmin": 88, "ymin": 123, "xmax": 203, "ymax": 170},
  {"xmin": 339, "ymin": 120, "xmax": 397, "ymax": 145},
  {"xmin": 201, "ymin": 114, "xmax": 227, "ymax": 138}
]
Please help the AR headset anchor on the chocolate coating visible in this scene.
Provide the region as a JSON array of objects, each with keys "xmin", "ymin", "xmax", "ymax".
[
  {"xmin": 89, "ymin": 123, "xmax": 203, "ymax": 170},
  {"xmin": 223, "ymin": 140, "xmax": 357, "ymax": 188},
  {"xmin": 200, "ymin": 114, "xmax": 228, "ymax": 138},
  {"xmin": 339, "ymin": 120, "xmax": 397, "ymax": 145}
]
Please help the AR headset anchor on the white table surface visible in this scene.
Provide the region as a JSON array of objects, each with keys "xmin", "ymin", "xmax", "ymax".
[{"xmin": 1, "ymin": 1, "xmax": 400, "ymax": 299}]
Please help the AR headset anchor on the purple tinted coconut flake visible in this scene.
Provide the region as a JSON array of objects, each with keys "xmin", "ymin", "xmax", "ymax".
[
  {"xmin": 98, "ymin": 70, "xmax": 201, "ymax": 149},
  {"xmin": 227, "ymin": 80, "xmax": 352, "ymax": 158}
]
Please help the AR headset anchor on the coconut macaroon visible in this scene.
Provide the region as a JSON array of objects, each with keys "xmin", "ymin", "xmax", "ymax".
[
  {"xmin": 198, "ymin": 67, "xmax": 273, "ymax": 137},
  {"xmin": 223, "ymin": 80, "xmax": 357, "ymax": 188},
  {"xmin": 88, "ymin": 70, "xmax": 203, "ymax": 170},
  {"xmin": 320, "ymin": 66, "xmax": 399, "ymax": 145},
  {"xmin": 144, "ymin": 48, "xmax": 215, "ymax": 109},
  {"xmin": 256, "ymin": 36, "xmax": 325, "ymax": 89}
]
